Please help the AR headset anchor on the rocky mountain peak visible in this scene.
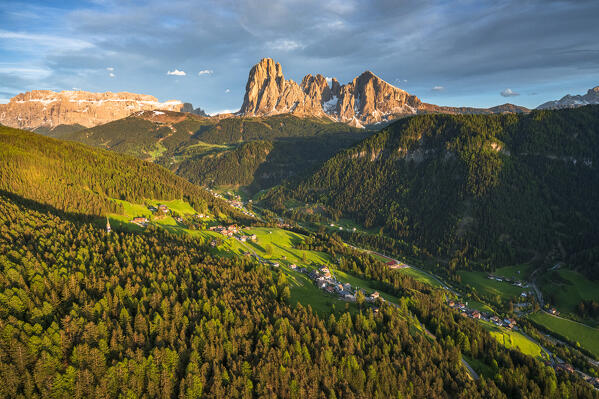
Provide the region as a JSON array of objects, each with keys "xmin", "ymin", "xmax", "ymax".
[
  {"xmin": 0, "ymin": 90, "xmax": 191, "ymax": 130},
  {"xmin": 537, "ymin": 85, "xmax": 599, "ymax": 110},
  {"xmin": 239, "ymin": 58, "xmax": 422, "ymax": 125}
]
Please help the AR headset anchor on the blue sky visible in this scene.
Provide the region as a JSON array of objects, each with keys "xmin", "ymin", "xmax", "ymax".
[{"xmin": 0, "ymin": 0, "xmax": 598, "ymax": 113}]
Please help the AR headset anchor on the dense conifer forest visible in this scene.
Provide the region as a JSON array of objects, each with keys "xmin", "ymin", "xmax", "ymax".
[
  {"xmin": 267, "ymin": 106, "xmax": 599, "ymax": 275},
  {"xmin": 0, "ymin": 126, "xmax": 246, "ymax": 220},
  {"xmin": 62, "ymin": 114, "xmax": 368, "ymax": 192},
  {"xmin": 1, "ymin": 193, "xmax": 597, "ymax": 398}
]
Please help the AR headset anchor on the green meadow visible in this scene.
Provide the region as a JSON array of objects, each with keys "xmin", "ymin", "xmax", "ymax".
[
  {"xmin": 539, "ymin": 269, "xmax": 599, "ymax": 316},
  {"xmin": 528, "ymin": 311, "xmax": 599, "ymax": 358},
  {"xmin": 480, "ymin": 320, "xmax": 549, "ymax": 360},
  {"xmin": 493, "ymin": 263, "xmax": 534, "ymax": 280},
  {"xmin": 457, "ymin": 270, "xmax": 525, "ymax": 304},
  {"xmin": 397, "ymin": 267, "xmax": 444, "ymax": 288}
]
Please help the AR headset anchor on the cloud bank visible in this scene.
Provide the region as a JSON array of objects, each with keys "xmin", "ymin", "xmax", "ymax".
[{"xmin": 0, "ymin": 0, "xmax": 598, "ymax": 111}]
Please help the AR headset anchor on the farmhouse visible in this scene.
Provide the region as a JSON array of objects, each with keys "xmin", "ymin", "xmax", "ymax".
[
  {"xmin": 368, "ymin": 291, "xmax": 380, "ymax": 302},
  {"xmin": 319, "ymin": 266, "xmax": 332, "ymax": 279},
  {"xmin": 158, "ymin": 204, "xmax": 169, "ymax": 213},
  {"xmin": 132, "ymin": 217, "xmax": 148, "ymax": 226}
]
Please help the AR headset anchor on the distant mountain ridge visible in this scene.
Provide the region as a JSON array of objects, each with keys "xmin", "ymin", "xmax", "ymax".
[
  {"xmin": 0, "ymin": 90, "xmax": 202, "ymax": 130},
  {"xmin": 63, "ymin": 110, "xmax": 367, "ymax": 192},
  {"xmin": 239, "ymin": 58, "xmax": 530, "ymax": 126},
  {"xmin": 537, "ymin": 86, "xmax": 599, "ymax": 110}
]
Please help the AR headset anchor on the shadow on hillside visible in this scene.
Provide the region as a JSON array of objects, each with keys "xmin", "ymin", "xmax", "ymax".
[
  {"xmin": 247, "ymin": 132, "xmax": 371, "ymax": 193},
  {"xmin": 0, "ymin": 189, "xmax": 102, "ymax": 225}
]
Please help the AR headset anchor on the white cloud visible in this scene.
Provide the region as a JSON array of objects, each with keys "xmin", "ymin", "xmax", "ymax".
[
  {"xmin": 106, "ymin": 67, "xmax": 114, "ymax": 71},
  {"xmin": 432, "ymin": 85, "xmax": 444, "ymax": 91},
  {"xmin": 209, "ymin": 109, "xmax": 236, "ymax": 116},
  {"xmin": 167, "ymin": 69, "xmax": 186, "ymax": 76},
  {"xmin": 198, "ymin": 69, "xmax": 213, "ymax": 75},
  {"xmin": 0, "ymin": 30, "xmax": 93, "ymax": 52},
  {"xmin": 325, "ymin": 77, "xmax": 332, "ymax": 84},
  {"xmin": 500, "ymin": 88, "xmax": 519, "ymax": 97},
  {"xmin": 109, "ymin": 72, "xmax": 115, "ymax": 78},
  {"xmin": 225, "ymin": 88, "xmax": 231, "ymax": 93},
  {"xmin": 267, "ymin": 39, "xmax": 304, "ymax": 51},
  {"xmin": 72, "ymin": 87, "xmax": 81, "ymax": 91},
  {"xmin": 0, "ymin": 98, "xmax": 9, "ymax": 104},
  {"xmin": 0, "ymin": 66, "xmax": 52, "ymax": 80}
]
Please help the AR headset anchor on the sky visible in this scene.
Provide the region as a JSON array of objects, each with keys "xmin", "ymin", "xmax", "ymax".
[{"xmin": 0, "ymin": 0, "xmax": 598, "ymax": 113}]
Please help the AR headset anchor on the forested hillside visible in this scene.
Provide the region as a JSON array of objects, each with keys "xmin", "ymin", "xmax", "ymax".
[
  {"xmin": 63, "ymin": 113, "xmax": 368, "ymax": 191},
  {"xmin": 0, "ymin": 126, "xmax": 240, "ymax": 218},
  {"xmin": 1, "ymin": 193, "xmax": 596, "ymax": 398},
  {"xmin": 268, "ymin": 106, "xmax": 599, "ymax": 274}
]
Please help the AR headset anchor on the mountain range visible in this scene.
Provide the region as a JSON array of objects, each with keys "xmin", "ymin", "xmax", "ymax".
[
  {"xmin": 0, "ymin": 58, "xmax": 534, "ymax": 131},
  {"xmin": 239, "ymin": 58, "xmax": 530, "ymax": 126},
  {"xmin": 0, "ymin": 90, "xmax": 206, "ymax": 132},
  {"xmin": 538, "ymin": 86, "xmax": 599, "ymax": 110}
]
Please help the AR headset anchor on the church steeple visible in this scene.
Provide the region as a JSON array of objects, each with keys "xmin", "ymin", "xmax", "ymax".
[{"xmin": 106, "ymin": 217, "xmax": 111, "ymax": 233}]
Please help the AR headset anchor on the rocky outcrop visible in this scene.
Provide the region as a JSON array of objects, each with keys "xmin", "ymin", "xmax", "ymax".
[
  {"xmin": 537, "ymin": 86, "xmax": 599, "ymax": 109},
  {"xmin": 0, "ymin": 90, "xmax": 191, "ymax": 130},
  {"xmin": 239, "ymin": 58, "xmax": 421, "ymax": 125},
  {"xmin": 239, "ymin": 58, "xmax": 529, "ymax": 126},
  {"xmin": 240, "ymin": 58, "xmax": 326, "ymax": 117}
]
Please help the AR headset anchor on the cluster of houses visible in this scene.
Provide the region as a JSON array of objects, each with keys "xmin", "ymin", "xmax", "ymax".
[
  {"xmin": 487, "ymin": 274, "xmax": 533, "ymax": 299},
  {"xmin": 210, "ymin": 224, "xmax": 240, "ymax": 237},
  {"xmin": 579, "ymin": 373, "xmax": 599, "ymax": 390},
  {"xmin": 386, "ymin": 260, "xmax": 409, "ymax": 269},
  {"xmin": 448, "ymin": 300, "xmax": 518, "ymax": 329},
  {"xmin": 207, "ymin": 189, "xmax": 256, "ymax": 218},
  {"xmin": 130, "ymin": 204, "xmax": 182, "ymax": 227},
  {"xmin": 304, "ymin": 265, "xmax": 382, "ymax": 304},
  {"xmin": 131, "ymin": 217, "xmax": 149, "ymax": 227},
  {"xmin": 550, "ymin": 361, "xmax": 599, "ymax": 390},
  {"xmin": 148, "ymin": 204, "xmax": 169, "ymax": 213},
  {"xmin": 209, "ymin": 225, "xmax": 257, "ymax": 242},
  {"xmin": 488, "ymin": 274, "xmax": 529, "ymax": 289}
]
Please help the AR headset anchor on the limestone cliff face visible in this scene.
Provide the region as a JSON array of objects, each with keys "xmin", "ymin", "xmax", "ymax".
[
  {"xmin": 0, "ymin": 90, "xmax": 189, "ymax": 130},
  {"xmin": 240, "ymin": 58, "xmax": 326, "ymax": 117},
  {"xmin": 239, "ymin": 59, "xmax": 531, "ymax": 127},
  {"xmin": 239, "ymin": 58, "xmax": 422, "ymax": 125}
]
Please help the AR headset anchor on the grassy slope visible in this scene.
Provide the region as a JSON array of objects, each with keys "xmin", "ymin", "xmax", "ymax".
[
  {"xmin": 458, "ymin": 270, "xmax": 525, "ymax": 302},
  {"xmin": 0, "ymin": 125, "xmax": 242, "ymax": 218},
  {"xmin": 539, "ymin": 269, "xmax": 599, "ymax": 315},
  {"xmin": 494, "ymin": 264, "xmax": 534, "ymax": 280},
  {"xmin": 397, "ymin": 267, "xmax": 443, "ymax": 288},
  {"xmin": 480, "ymin": 320, "xmax": 549, "ymax": 360},
  {"xmin": 528, "ymin": 311, "xmax": 599, "ymax": 358}
]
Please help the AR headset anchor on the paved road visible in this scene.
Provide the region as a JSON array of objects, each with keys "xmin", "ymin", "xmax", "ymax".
[
  {"xmin": 347, "ymin": 245, "xmax": 459, "ymax": 295},
  {"xmin": 461, "ymin": 358, "xmax": 480, "ymax": 381}
]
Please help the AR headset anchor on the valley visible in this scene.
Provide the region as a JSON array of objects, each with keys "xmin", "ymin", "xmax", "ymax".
[{"xmin": 0, "ymin": 47, "xmax": 599, "ymax": 399}]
